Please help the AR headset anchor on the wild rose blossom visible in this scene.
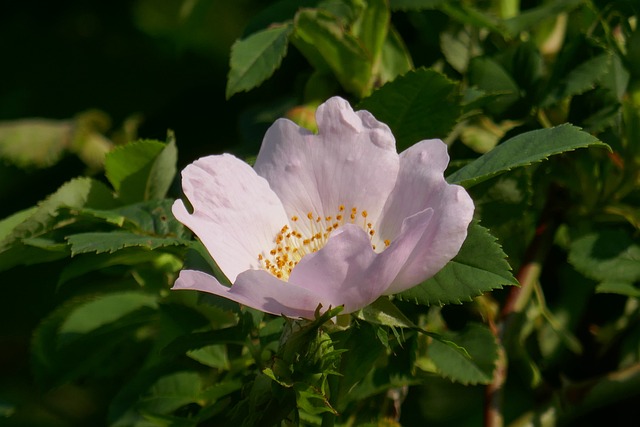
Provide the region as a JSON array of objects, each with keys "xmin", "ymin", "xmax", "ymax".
[{"xmin": 172, "ymin": 97, "xmax": 474, "ymax": 319}]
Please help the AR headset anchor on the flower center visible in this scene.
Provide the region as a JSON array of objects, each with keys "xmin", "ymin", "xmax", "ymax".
[{"xmin": 258, "ymin": 204, "xmax": 390, "ymax": 281}]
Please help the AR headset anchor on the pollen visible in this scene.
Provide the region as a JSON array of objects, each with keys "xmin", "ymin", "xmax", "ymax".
[{"xmin": 258, "ymin": 203, "xmax": 392, "ymax": 280}]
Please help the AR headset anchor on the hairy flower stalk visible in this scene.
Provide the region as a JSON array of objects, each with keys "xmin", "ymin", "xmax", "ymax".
[{"xmin": 172, "ymin": 97, "xmax": 474, "ymax": 319}]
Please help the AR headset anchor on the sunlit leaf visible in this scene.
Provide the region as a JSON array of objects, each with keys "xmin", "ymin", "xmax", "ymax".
[
  {"xmin": 447, "ymin": 124, "xmax": 606, "ymax": 188},
  {"xmin": 66, "ymin": 231, "xmax": 188, "ymax": 256},
  {"xmin": 353, "ymin": 297, "xmax": 416, "ymax": 328},
  {"xmin": 104, "ymin": 137, "xmax": 177, "ymax": 204},
  {"xmin": 0, "ymin": 119, "xmax": 72, "ymax": 168},
  {"xmin": 352, "ymin": 0, "xmax": 389, "ymax": 64},
  {"xmin": 0, "ymin": 178, "xmax": 116, "ymax": 271},
  {"xmin": 293, "ymin": 9, "xmax": 372, "ymax": 97}
]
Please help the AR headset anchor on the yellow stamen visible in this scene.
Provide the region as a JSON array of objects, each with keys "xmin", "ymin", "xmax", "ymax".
[{"xmin": 258, "ymin": 203, "xmax": 392, "ymax": 280}]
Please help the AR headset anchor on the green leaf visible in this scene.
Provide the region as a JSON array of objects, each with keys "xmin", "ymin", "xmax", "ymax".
[
  {"xmin": 89, "ymin": 199, "xmax": 188, "ymax": 237},
  {"xmin": 503, "ymin": 0, "xmax": 585, "ymax": 35},
  {"xmin": 543, "ymin": 53, "xmax": 612, "ymax": 106},
  {"xmin": 352, "ymin": 0, "xmax": 389, "ymax": 64},
  {"xmin": 596, "ymin": 281, "xmax": 640, "ymax": 298},
  {"xmin": 467, "ymin": 57, "xmax": 520, "ymax": 115},
  {"xmin": 226, "ymin": 23, "xmax": 293, "ymax": 99},
  {"xmin": 138, "ymin": 371, "xmax": 203, "ymax": 415},
  {"xmin": 104, "ymin": 137, "xmax": 177, "ymax": 204},
  {"xmin": 187, "ymin": 344, "xmax": 229, "ymax": 369},
  {"xmin": 378, "ymin": 26, "xmax": 414, "ymax": 84},
  {"xmin": 66, "ymin": 231, "xmax": 189, "ymax": 256},
  {"xmin": 0, "ymin": 206, "xmax": 37, "ymax": 242},
  {"xmin": 397, "ymin": 222, "xmax": 517, "ymax": 306},
  {"xmin": 389, "ymin": 0, "xmax": 447, "ymax": 10},
  {"xmin": 440, "ymin": 2, "xmax": 508, "ymax": 37},
  {"xmin": 0, "ymin": 118, "xmax": 72, "ymax": 168},
  {"xmin": 200, "ymin": 379, "xmax": 243, "ymax": 402},
  {"xmin": 293, "ymin": 382, "xmax": 337, "ymax": 416},
  {"xmin": 569, "ymin": 229, "xmax": 640, "ymax": 283},
  {"xmin": 358, "ymin": 68, "xmax": 461, "ymax": 150},
  {"xmin": 32, "ymin": 292, "xmax": 157, "ymax": 387},
  {"xmin": 59, "ymin": 248, "xmax": 168, "ymax": 284},
  {"xmin": 427, "ymin": 323, "xmax": 499, "ymax": 385},
  {"xmin": 353, "ymin": 297, "xmax": 416, "ymax": 328},
  {"xmin": 60, "ymin": 291, "xmax": 158, "ymax": 337},
  {"xmin": 333, "ymin": 322, "xmax": 387, "ymax": 411},
  {"xmin": 447, "ymin": 124, "xmax": 607, "ymax": 188},
  {"xmin": 293, "ymin": 9, "xmax": 372, "ymax": 97},
  {"xmin": 0, "ymin": 177, "xmax": 116, "ymax": 271}
]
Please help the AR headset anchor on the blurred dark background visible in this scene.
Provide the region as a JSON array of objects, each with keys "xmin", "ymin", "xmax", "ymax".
[{"xmin": 0, "ymin": 0, "xmax": 309, "ymax": 217}]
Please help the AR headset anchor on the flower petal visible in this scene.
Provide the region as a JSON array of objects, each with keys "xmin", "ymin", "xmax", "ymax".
[
  {"xmin": 379, "ymin": 140, "xmax": 475, "ymax": 293},
  {"xmin": 172, "ymin": 154, "xmax": 289, "ymax": 283},
  {"xmin": 253, "ymin": 97, "xmax": 400, "ymax": 236},
  {"xmin": 173, "ymin": 269, "xmax": 327, "ymax": 319},
  {"xmin": 288, "ymin": 224, "xmax": 381, "ymax": 313},
  {"xmin": 288, "ymin": 207, "xmax": 434, "ymax": 312}
]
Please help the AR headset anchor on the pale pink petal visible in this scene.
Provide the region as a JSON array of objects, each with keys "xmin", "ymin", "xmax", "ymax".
[
  {"xmin": 173, "ymin": 269, "xmax": 326, "ymax": 319},
  {"xmin": 379, "ymin": 140, "xmax": 474, "ymax": 293},
  {"xmin": 288, "ymin": 224, "xmax": 381, "ymax": 313},
  {"xmin": 172, "ymin": 154, "xmax": 289, "ymax": 283},
  {"xmin": 288, "ymin": 208, "xmax": 434, "ymax": 312},
  {"xmin": 253, "ymin": 97, "xmax": 399, "ymax": 236}
]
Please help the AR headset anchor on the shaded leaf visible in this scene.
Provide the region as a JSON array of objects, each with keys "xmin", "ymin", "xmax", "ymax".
[
  {"xmin": 226, "ymin": 24, "xmax": 293, "ymax": 99},
  {"xmin": 569, "ymin": 229, "xmax": 640, "ymax": 283},
  {"xmin": 138, "ymin": 371, "xmax": 202, "ymax": 414},
  {"xmin": 468, "ymin": 57, "xmax": 520, "ymax": 115},
  {"xmin": 544, "ymin": 53, "xmax": 612, "ymax": 106},
  {"xmin": 447, "ymin": 124, "xmax": 606, "ymax": 188},
  {"xmin": 397, "ymin": 222, "xmax": 517, "ymax": 306},
  {"xmin": 389, "ymin": 0, "xmax": 446, "ymax": 10},
  {"xmin": 358, "ymin": 68, "xmax": 461, "ymax": 150},
  {"xmin": 596, "ymin": 282, "xmax": 640, "ymax": 298},
  {"xmin": 59, "ymin": 248, "xmax": 168, "ymax": 284},
  {"xmin": 503, "ymin": 0, "xmax": 585, "ymax": 35},
  {"xmin": 60, "ymin": 291, "xmax": 158, "ymax": 337},
  {"xmin": 428, "ymin": 323, "xmax": 499, "ymax": 385}
]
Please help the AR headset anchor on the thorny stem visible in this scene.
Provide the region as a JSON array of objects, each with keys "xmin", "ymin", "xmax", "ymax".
[{"xmin": 484, "ymin": 190, "xmax": 562, "ymax": 427}]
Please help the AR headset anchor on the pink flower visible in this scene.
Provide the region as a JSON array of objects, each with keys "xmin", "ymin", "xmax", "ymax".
[{"xmin": 172, "ymin": 97, "xmax": 474, "ymax": 319}]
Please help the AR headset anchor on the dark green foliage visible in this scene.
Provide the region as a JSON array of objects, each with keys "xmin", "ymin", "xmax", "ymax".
[{"xmin": 2, "ymin": 1, "xmax": 640, "ymax": 426}]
